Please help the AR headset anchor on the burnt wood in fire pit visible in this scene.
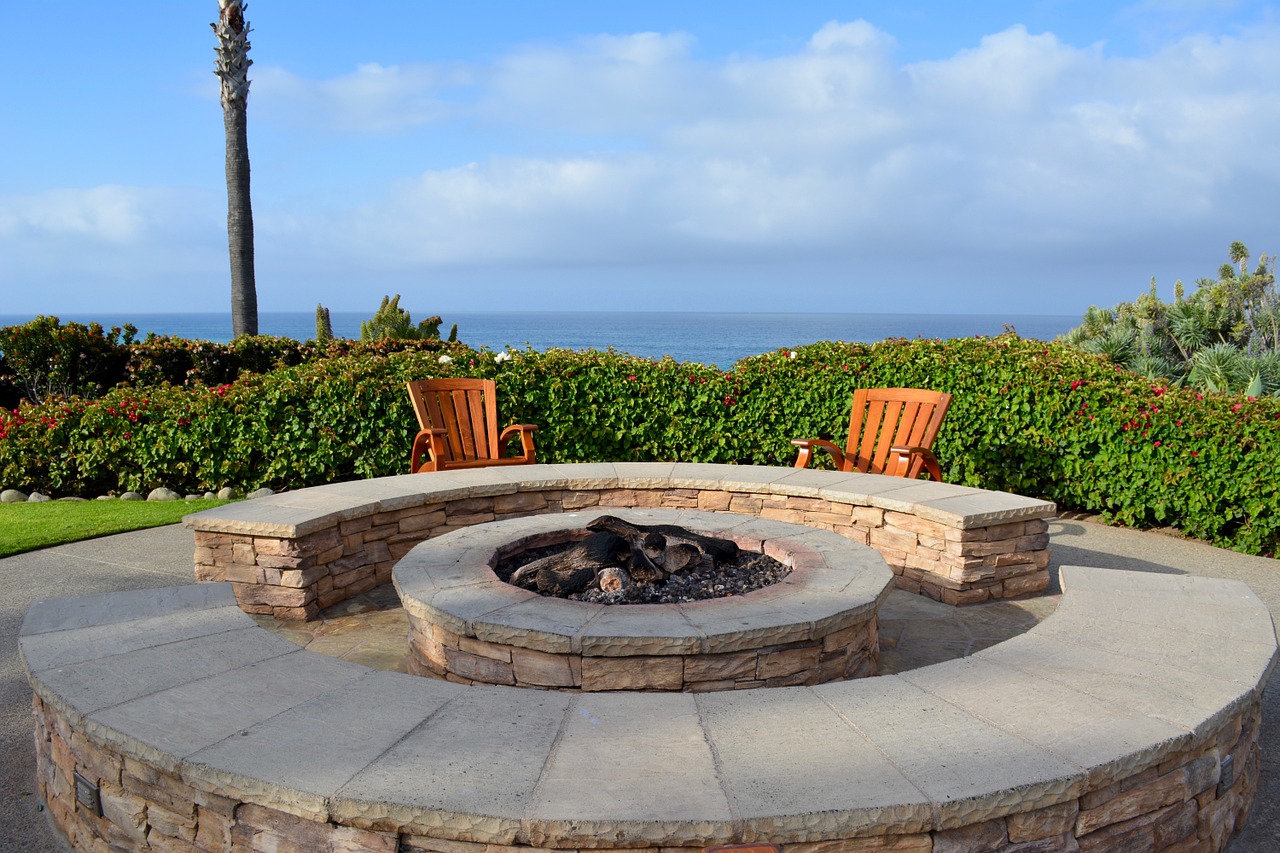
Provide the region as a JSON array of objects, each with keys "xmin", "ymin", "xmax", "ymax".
[{"xmin": 506, "ymin": 515, "xmax": 742, "ymax": 596}]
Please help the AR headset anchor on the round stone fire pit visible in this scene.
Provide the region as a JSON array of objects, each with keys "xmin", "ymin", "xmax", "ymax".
[{"xmin": 393, "ymin": 508, "xmax": 894, "ymax": 691}]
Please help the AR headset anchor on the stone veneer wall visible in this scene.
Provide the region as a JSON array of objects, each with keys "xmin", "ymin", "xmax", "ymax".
[
  {"xmin": 31, "ymin": 688, "xmax": 1260, "ymax": 853},
  {"xmin": 405, "ymin": 611, "xmax": 879, "ymax": 691},
  {"xmin": 193, "ymin": 485, "xmax": 1051, "ymax": 621}
]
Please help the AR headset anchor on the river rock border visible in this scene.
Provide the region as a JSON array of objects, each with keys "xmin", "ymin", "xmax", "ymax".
[
  {"xmin": 396, "ymin": 509, "xmax": 894, "ymax": 691},
  {"xmin": 185, "ymin": 463, "xmax": 1057, "ymax": 620}
]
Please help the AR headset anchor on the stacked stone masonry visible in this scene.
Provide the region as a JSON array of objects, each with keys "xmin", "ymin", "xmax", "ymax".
[
  {"xmin": 396, "ymin": 509, "xmax": 892, "ymax": 691},
  {"xmin": 29, "ymin": 691, "xmax": 1262, "ymax": 853},
  {"xmin": 187, "ymin": 465, "xmax": 1057, "ymax": 621},
  {"xmin": 20, "ymin": 565, "xmax": 1275, "ymax": 853},
  {"xmin": 406, "ymin": 613, "xmax": 879, "ymax": 691}
]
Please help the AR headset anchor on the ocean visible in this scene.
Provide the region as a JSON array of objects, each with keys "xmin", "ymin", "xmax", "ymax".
[{"xmin": 0, "ymin": 311, "xmax": 1080, "ymax": 369}]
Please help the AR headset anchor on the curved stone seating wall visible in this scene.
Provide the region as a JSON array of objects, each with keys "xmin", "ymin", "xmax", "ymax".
[
  {"xmin": 395, "ymin": 509, "xmax": 894, "ymax": 690},
  {"xmin": 185, "ymin": 463, "xmax": 1057, "ymax": 620},
  {"xmin": 21, "ymin": 567, "xmax": 1276, "ymax": 852}
]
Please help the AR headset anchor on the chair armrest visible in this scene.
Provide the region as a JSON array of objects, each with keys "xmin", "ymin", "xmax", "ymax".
[
  {"xmin": 499, "ymin": 424, "xmax": 538, "ymax": 463},
  {"xmin": 790, "ymin": 438, "xmax": 847, "ymax": 471},
  {"xmin": 410, "ymin": 428, "xmax": 448, "ymax": 473},
  {"xmin": 888, "ymin": 445, "xmax": 943, "ymax": 481}
]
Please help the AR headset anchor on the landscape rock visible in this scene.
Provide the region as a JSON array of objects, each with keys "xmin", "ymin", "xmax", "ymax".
[
  {"xmin": 58, "ymin": 497, "xmax": 88, "ymax": 502},
  {"xmin": 247, "ymin": 487, "xmax": 275, "ymax": 499},
  {"xmin": 147, "ymin": 487, "xmax": 182, "ymax": 502},
  {"xmin": 120, "ymin": 492, "xmax": 143, "ymax": 501},
  {"xmin": 1, "ymin": 489, "xmax": 28, "ymax": 503},
  {"xmin": 185, "ymin": 494, "xmax": 202, "ymax": 501},
  {"xmin": 217, "ymin": 487, "xmax": 237, "ymax": 500},
  {"xmin": 96, "ymin": 495, "xmax": 116, "ymax": 500},
  {"xmin": 28, "ymin": 492, "xmax": 51, "ymax": 503},
  {"xmin": 203, "ymin": 492, "xmax": 218, "ymax": 500}
]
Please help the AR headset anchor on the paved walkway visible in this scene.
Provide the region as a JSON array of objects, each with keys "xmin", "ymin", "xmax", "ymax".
[{"xmin": 2, "ymin": 518, "xmax": 1277, "ymax": 852}]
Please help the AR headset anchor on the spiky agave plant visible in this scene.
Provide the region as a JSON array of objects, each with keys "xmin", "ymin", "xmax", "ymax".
[{"xmin": 213, "ymin": 0, "xmax": 258, "ymax": 337}]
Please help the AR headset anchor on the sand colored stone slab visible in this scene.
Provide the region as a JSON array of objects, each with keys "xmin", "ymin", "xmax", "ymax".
[
  {"xmin": 302, "ymin": 477, "xmax": 434, "ymax": 512},
  {"xmin": 90, "ymin": 649, "xmax": 368, "ymax": 771},
  {"xmin": 772, "ymin": 467, "xmax": 877, "ymax": 497},
  {"xmin": 472, "ymin": 596, "xmax": 603, "ymax": 654},
  {"xmin": 31, "ymin": 626, "xmax": 299, "ymax": 717},
  {"xmin": 333, "ymin": 686, "xmax": 572, "ymax": 841},
  {"xmin": 548, "ymin": 462, "xmax": 622, "ymax": 489},
  {"xmin": 20, "ymin": 582, "xmax": 235, "ymax": 635},
  {"xmin": 526, "ymin": 691, "xmax": 730, "ymax": 847},
  {"xmin": 696, "ymin": 686, "xmax": 932, "ymax": 836},
  {"xmin": 973, "ymin": 632, "xmax": 1258, "ymax": 738},
  {"xmin": 816, "ymin": 676, "xmax": 1085, "ymax": 828},
  {"xmin": 1030, "ymin": 611, "xmax": 1278, "ymax": 688},
  {"xmin": 20, "ymin": 602, "xmax": 248, "ymax": 672},
  {"xmin": 611, "ymin": 460, "xmax": 678, "ymax": 486},
  {"xmin": 899, "ymin": 656, "xmax": 1192, "ymax": 787},
  {"xmin": 184, "ymin": 670, "xmax": 462, "ymax": 817},
  {"xmin": 914, "ymin": 490, "xmax": 1061, "ymax": 529}
]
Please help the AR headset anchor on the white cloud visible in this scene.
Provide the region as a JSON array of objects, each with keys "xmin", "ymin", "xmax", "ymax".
[
  {"xmin": 253, "ymin": 62, "xmax": 473, "ymax": 133},
  {"xmin": 0, "ymin": 186, "xmax": 223, "ymax": 295},
  {"xmin": 17, "ymin": 17, "xmax": 1280, "ymax": 313}
]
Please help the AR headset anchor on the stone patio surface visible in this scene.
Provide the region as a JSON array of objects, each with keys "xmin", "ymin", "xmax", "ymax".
[{"xmin": 3, "ymin": 514, "xmax": 1280, "ymax": 851}]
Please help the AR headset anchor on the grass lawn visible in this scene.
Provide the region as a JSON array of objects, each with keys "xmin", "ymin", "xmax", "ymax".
[{"xmin": 0, "ymin": 499, "xmax": 229, "ymax": 558}]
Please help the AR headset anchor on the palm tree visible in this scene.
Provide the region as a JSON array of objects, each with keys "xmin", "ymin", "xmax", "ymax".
[{"xmin": 212, "ymin": 0, "xmax": 258, "ymax": 337}]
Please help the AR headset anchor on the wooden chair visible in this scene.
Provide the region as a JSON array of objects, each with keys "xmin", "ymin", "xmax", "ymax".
[
  {"xmin": 406, "ymin": 378, "xmax": 538, "ymax": 473},
  {"xmin": 791, "ymin": 387, "xmax": 952, "ymax": 480}
]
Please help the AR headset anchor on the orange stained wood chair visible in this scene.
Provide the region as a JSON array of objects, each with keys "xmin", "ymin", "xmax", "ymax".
[
  {"xmin": 406, "ymin": 378, "xmax": 538, "ymax": 473},
  {"xmin": 791, "ymin": 387, "xmax": 953, "ymax": 481}
]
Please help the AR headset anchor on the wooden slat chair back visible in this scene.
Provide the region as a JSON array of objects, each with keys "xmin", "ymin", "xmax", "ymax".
[
  {"xmin": 406, "ymin": 378, "xmax": 537, "ymax": 473},
  {"xmin": 791, "ymin": 387, "xmax": 952, "ymax": 480}
]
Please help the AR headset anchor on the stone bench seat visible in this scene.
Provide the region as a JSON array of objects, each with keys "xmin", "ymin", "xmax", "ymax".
[
  {"xmin": 21, "ymin": 566, "xmax": 1276, "ymax": 852},
  {"xmin": 185, "ymin": 463, "xmax": 1060, "ymax": 619}
]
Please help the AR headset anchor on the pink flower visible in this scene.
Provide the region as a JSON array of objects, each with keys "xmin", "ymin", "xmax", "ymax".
[{"xmin": 1153, "ymin": 441, "xmax": 1161, "ymax": 448}]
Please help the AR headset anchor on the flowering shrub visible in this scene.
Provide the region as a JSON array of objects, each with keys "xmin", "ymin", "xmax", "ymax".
[{"xmin": 1, "ymin": 335, "xmax": 1278, "ymax": 555}]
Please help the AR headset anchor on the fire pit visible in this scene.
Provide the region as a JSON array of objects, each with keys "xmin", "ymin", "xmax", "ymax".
[
  {"xmin": 394, "ymin": 508, "xmax": 894, "ymax": 691},
  {"xmin": 495, "ymin": 514, "xmax": 792, "ymax": 604}
]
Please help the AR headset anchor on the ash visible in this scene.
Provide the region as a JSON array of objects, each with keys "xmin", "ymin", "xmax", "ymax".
[{"xmin": 494, "ymin": 543, "xmax": 792, "ymax": 605}]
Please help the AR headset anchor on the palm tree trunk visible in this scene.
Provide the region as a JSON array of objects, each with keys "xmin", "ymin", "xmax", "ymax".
[{"xmin": 213, "ymin": 0, "xmax": 258, "ymax": 337}]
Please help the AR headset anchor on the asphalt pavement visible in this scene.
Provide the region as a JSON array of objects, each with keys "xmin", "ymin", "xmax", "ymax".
[{"xmin": 1, "ymin": 518, "xmax": 1277, "ymax": 852}]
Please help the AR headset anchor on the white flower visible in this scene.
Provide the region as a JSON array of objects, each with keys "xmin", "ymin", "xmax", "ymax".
[
  {"xmin": 788, "ymin": 351, "xmax": 797, "ymax": 360},
  {"xmin": 438, "ymin": 355, "xmax": 452, "ymax": 364},
  {"xmin": 493, "ymin": 351, "xmax": 511, "ymax": 363}
]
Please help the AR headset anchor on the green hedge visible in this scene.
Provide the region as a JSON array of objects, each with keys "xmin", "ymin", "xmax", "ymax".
[
  {"xmin": 0, "ymin": 315, "xmax": 453, "ymax": 404},
  {"xmin": 2, "ymin": 336, "xmax": 1278, "ymax": 555}
]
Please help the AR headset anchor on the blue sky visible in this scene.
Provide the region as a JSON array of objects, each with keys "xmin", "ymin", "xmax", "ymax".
[{"xmin": 2, "ymin": 1, "xmax": 1278, "ymax": 316}]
